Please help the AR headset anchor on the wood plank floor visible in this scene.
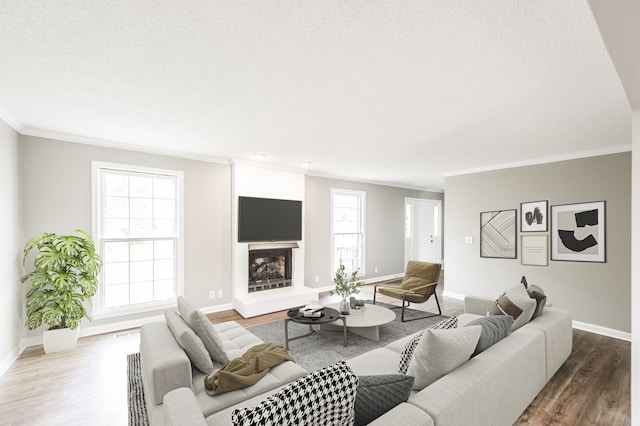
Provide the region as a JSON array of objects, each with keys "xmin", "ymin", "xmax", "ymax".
[{"xmin": 0, "ymin": 281, "xmax": 630, "ymax": 425}]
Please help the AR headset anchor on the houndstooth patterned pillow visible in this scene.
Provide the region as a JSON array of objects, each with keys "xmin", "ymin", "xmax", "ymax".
[
  {"xmin": 232, "ymin": 360, "xmax": 359, "ymax": 426},
  {"xmin": 398, "ymin": 316, "xmax": 458, "ymax": 374}
]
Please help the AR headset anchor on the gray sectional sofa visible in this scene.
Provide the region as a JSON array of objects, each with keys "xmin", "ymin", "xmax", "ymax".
[{"xmin": 141, "ymin": 294, "xmax": 572, "ymax": 426}]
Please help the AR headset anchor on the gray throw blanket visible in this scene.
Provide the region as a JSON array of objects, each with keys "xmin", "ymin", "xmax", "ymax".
[{"xmin": 204, "ymin": 342, "xmax": 294, "ymax": 396}]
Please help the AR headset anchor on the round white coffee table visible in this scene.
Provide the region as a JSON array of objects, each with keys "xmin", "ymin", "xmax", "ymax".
[{"xmin": 320, "ymin": 303, "xmax": 396, "ymax": 341}]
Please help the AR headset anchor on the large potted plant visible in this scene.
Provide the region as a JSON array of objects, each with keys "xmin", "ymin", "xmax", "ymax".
[
  {"xmin": 20, "ymin": 230, "xmax": 102, "ymax": 353},
  {"xmin": 331, "ymin": 260, "xmax": 362, "ymax": 315}
]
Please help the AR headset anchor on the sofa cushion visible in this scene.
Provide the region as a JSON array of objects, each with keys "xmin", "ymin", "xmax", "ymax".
[
  {"xmin": 527, "ymin": 285, "xmax": 547, "ymax": 319},
  {"xmin": 407, "ymin": 325, "xmax": 482, "ymax": 390},
  {"xmin": 231, "ymin": 360, "xmax": 358, "ymax": 425},
  {"xmin": 354, "ymin": 374, "xmax": 414, "ymax": 426},
  {"xmin": 165, "ymin": 309, "xmax": 214, "ymax": 374},
  {"xmin": 177, "ymin": 296, "xmax": 229, "ymax": 364},
  {"xmin": 465, "ymin": 315, "xmax": 513, "ymax": 357},
  {"xmin": 488, "ymin": 284, "xmax": 536, "ymax": 331},
  {"xmin": 398, "ymin": 316, "xmax": 458, "ymax": 374}
]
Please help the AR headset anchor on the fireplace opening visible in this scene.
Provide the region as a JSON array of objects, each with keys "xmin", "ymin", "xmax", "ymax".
[{"xmin": 248, "ymin": 248, "xmax": 293, "ymax": 293}]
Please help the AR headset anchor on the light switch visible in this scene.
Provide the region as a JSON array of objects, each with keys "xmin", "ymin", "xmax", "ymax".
[{"xmin": 465, "ymin": 237, "xmax": 473, "ymax": 244}]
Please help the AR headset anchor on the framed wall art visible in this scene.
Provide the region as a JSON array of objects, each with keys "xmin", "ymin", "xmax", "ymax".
[
  {"xmin": 520, "ymin": 200, "xmax": 548, "ymax": 232},
  {"xmin": 480, "ymin": 209, "xmax": 517, "ymax": 259},
  {"xmin": 550, "ymin": 201, "xmax": 606, "ymax": 263},
  {"xmin": 521, "ymin": 234, "xmax": 548, "ymax": 266}
]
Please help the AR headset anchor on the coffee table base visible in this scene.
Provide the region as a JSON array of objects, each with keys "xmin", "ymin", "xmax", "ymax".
[{"xmin": 284, "ymin": 318, "xmax": 347, "ymax": 350}]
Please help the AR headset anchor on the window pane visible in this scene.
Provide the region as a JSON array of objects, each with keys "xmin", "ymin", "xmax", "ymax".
[
  {"xmin": 104, "ymin": 284, "xmax": 129, "ymax": 307},
  {"xmin": 104, "ymin": 219, "xmax": 129, "ymax": 238},
  {"xmin": 130, "ymin": 260, "xmax": 153, "ymax": 283},
  {"xmin": 105, "ymin": 197, "xmax": 129, "ymax": 219},
  {"xmin": 154, "ymin": 219, "xmax": 175, "ymax": 235},
  {"xmin": 154, "ymin": 279, "xmax": 174, "ymax": 301},
  {"xmin": 154, "ymin": 178, "xmax": 175, "ymax": 199},
  {"xmin": 154, "ymin": 259, "xmax": 174, "ymax": 280},
  {"xmin": 130, "ymin": 218, "xmax": 153, "ymax": 237},
  {"xmin": 154, "ymin": 199, "xmax": 175, "ymax": 218},
  {"xmin": 155, "ymin": 240, "xmax": 175, "ymax": 259},
  {"xmin": 130, "ymin": 241, "xmax": 153, "ymax": 261},
  {"xmin": 105, "ymin": 174, "xmax": 129, "ymax": 197},
  {"xmin": 104, "ymin": 262, "xmax": 129, "ymax": 285},
  {"xmin": 104, "ymin": 242, "xmax": 129, "ymax": 263},
  {"xmin": 130, "ymin": 176, "xmax": 153, "ymax": 197},
  {"xmin": 130, "ymin": 198, "xmax": 153, "ymax": 218},
  {"xmin": 130, "ymin": 281, "xmax": 154, "ymax": 304}
]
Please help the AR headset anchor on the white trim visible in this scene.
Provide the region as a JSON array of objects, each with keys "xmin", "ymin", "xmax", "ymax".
[
  {"xmin": 0, "ymin": 342, "xmax": 26, "ymax": 378},
  {"xmin": 22, "ymin": 127, "xmax": 230, "ymax": 165},
  {"xmin": 91, "ymin": 161, "xmax": 185, "ymax": 315},
  {"xmin": 442, "ymin": 290, "xmax": 466, "ymax": 300},
  {"xmin": 572, "ymin": 320, "xmax": 631, "ymax": 342},
  {"xmin": 307, "ymin": 170, "xmax": 444, "ymax": 193},
  {"xmin": 331, "ymin": 188, "xmax": 367, "ymax": 276},
  {"xmin": 18, "ymin": 302, "xmax": 234, "ymax": 350},
  {"xmin": 443, "ymin": 145, "xmax": 632, "ymax": 177},
  {"xmin": 0, "ymin": 105, "xmax": 22, "ymax": 132}
]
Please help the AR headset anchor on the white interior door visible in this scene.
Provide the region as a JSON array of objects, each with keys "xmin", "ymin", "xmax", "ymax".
[{"xmin": 404, "ymin": 198, "xmax": 442, "ymax": 265}]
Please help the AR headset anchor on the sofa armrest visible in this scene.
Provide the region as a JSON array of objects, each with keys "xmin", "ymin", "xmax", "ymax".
[
  {"xmin": 163, "ymin": 388, "xmax": 207, "ymax": 426},
  {"xmin": 140, "ymin": 322, "xmax": 193, "ymax": 406},
  {"xmin": 464, "ymin": 296, "xmax": 494, "ymax": 315}
]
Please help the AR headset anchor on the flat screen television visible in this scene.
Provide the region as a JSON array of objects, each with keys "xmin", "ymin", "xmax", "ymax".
[{"xmin": 238, "ymin": 196, "xmax": 302, "ymax": 242}]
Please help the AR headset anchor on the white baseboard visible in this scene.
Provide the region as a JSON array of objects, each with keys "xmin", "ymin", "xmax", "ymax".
[
  {"xmin": 442, "ymin": 290, "xmax": 631, "ymax": 341},
  {"xmin": 200, "ymin": 303, "xmax": 234, "ymax": 315},
  {"xmin": 0, "ymin": 341, "xmax": 26, "ymax": 378},
  {"xmin": 572, "ymin": 320, "xmax": 631, "ymax": 342}
]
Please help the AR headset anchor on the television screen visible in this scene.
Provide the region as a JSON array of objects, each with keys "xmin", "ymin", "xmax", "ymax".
[{"xmin": 238, "ymin": 196, "xmax": 302, "ymax": 242}]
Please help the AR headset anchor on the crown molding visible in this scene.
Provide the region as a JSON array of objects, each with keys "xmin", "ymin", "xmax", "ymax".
[
  {"xmin": 305, "ymin": 170, "xmax": 445, "ymax": 193},
  {"xmin": 443, "ymin": 145, "xmax": 632, "ymax": 178},
  {"xmin": 0, "ymin": 105, "xmax": 23, "ymax": 132},
  {"xmin": 19, "ymin": 127, "xmax": 231, "ymax": 165}
]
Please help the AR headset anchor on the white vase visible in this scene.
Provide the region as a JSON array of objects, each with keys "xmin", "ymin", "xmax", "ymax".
[{"xmin": 43, "ymin": 327, "xmax": 79, "ymax": 354}]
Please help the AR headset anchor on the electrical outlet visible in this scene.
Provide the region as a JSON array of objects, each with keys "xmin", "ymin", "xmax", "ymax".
[
  {"xmin": 209, "ymin": 291, "xmax": 215, "ymax": 299},
  {"xmin": 374, "ymin": 266, "xmax": 378, "ymax": 273},
  {"xmin": 218, "ymin": 290, "xmax": 223, "ymax": 298},
  {"xmin": 314, "ymin": 275, "xmax": 319, "ymax": 283}
]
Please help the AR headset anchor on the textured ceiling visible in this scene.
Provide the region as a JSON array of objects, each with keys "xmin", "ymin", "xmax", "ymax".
[{"xmin": 0, "ymin": 0, "xmax": 632, "ymax": 190}]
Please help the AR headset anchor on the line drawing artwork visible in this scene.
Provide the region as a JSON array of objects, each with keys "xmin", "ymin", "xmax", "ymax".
[{"xmin": 480, "ymin": 210, "xmax": 517, "ymax": 259}]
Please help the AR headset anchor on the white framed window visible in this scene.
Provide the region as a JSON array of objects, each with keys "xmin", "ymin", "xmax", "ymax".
[
  {"xmin": 331, "ymin": 188, "xmax": 365, "ymax": 275},
  {"xmin": 92, "ymin": 162, "xmax": 183, "ymax": 316}
]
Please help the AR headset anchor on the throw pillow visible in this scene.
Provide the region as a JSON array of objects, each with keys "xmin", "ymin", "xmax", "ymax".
[
  {"xmin": 488, "ymin": 284, "xmax": 536, "ymax": 331},
  {"xmin": 354, "ymin": 374, "xmax": 414, "ymax": 426},
  {"xmin": 464, "ymin": 315, "xmax": 513, "ymax": 357},
  {"xmin": 165, "ymin": 309, "xmax": 214, "ymax": 374},
  {"xmin": 232, "ymin": 360, "xmax": 358, "ymax": 426},
  {"xmin": 406, "ymin": 326, "xmax": 482, "ymax": 390},
  {"xmin": 177, "ymin": 296, "xmax": 229, "ymax": 364},
  {"xmin": 398, "ymin": 316, "xmax": 458, "ymax": 374},
  {"xmin": 527, "ymin": 284, "xmax": 547, "ymax": 320}
]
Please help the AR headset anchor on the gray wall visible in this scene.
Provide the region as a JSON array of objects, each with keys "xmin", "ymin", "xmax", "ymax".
[
  {"xmin": 20, "ymin": 136, "xmax": 232, "ymax": 336},
  {"xmin": 0, "ymin": 119, "xmax": 22, "ymax": 368},
  {"xmin": 304, "ymin": 175, "xmax": 443, "ymax": 287},
  {"xmin": 444, "ymin": 153, "xmax": 631, "ymax": 333}
]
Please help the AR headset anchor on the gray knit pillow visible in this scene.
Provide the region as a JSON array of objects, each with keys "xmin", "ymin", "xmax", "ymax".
[
  {"xmin": 465, "ymin": 315, "xmax": 513, "ymax": 357},
  {"xmin": 177, "ymin": 296, "xmax": 229, "ymax": 364},
  {"xmin": 165, "ymin": 309, "xmax": 214, "ymax": 374},
  {"xmin": 354, "ymin": 374, "xmax": 414, "ymax": 426}
]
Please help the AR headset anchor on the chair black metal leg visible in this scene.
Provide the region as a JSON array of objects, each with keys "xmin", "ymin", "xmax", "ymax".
[{"xmin": 400, "ymin": 293, "xmax": 442, "ymax": 322}]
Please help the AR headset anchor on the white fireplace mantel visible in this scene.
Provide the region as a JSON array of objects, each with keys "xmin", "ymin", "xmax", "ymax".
[{"xmin": 231, "ymin": 163, "xmax": 318, "ymax": 317}]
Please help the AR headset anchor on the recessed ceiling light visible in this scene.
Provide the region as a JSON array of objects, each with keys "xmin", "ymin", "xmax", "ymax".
[
  {"xmin": 253, "ymin": 154, "xmax": 269, "ymax": 160},
  {"xmin": 300, "ymin": 161, "xmax": 312, "ymax": 168}
]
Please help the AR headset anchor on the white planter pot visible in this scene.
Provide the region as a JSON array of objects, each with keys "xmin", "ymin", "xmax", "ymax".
[{"xmin": 43, "ymin": 327, "xmax": 79, "ymax": 354}]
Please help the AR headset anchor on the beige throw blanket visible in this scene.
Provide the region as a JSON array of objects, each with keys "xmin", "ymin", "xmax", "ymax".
[{"xmin": 204, "ymin": 342, "xmax": 294, "ymax": 396}]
